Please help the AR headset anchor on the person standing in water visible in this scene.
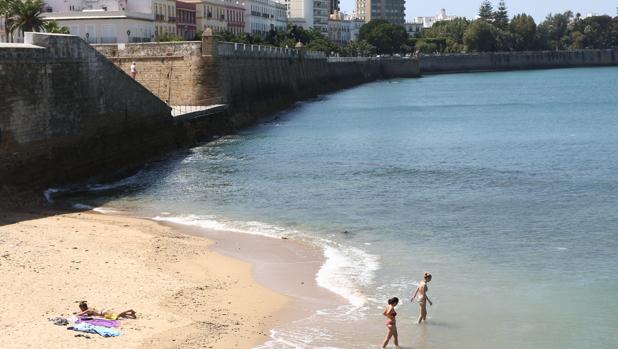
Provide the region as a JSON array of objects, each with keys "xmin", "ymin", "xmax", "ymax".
[
  {"xmin": 411, "ymin": 272, "xmax": 433, "ymax": 323},
  {"xmin": 381, "ymin": 297, "xmax": 400, "ymax": 348}
]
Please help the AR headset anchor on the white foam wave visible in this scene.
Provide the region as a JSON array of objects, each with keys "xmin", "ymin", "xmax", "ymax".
[
  {"xmin": 92, "ymin": 206, "xmax": 121, "ymax": 214},
  {"xmin": 152, "ymin": 214, "xmax": 380, "ymax": 310},
  {"xmin": 316, "ymin": 244, "xmax": 380, "ymax": 309},
  {"xmin": 152, "ymin": 214, "xmax": 288, "ymax": 239}
]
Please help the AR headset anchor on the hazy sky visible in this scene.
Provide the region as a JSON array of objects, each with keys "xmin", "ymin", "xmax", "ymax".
[{"xmin": 339, "ymin": 0, "xmax": 618, "ymax": 22}]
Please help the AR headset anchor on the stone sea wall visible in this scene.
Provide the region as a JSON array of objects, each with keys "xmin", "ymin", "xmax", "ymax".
[
  {"xmin": 94, "ymin": 36, "xmax": 420, "ymax": 124},
  {"xmin": 0, "ymin": 33, "xmax": 175, "ymax": 189},
  {"xmin": 1, "ymin": 33, "xmax": 419, "ymax": 190},
  {"xmin": 420, "ymin": 49, "xmax": 618, "ymax": 73}
]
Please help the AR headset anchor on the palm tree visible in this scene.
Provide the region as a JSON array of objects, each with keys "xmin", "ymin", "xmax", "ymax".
[
  {"xmin": 43, "ymin": 20, "xmax": 69, "ymax": 34},
  {"xmin": 9, "ymin": 0, "xmax": 45, "ymax": 39}
]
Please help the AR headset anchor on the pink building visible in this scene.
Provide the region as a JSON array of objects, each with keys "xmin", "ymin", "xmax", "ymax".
[{"xmin": 176, "ymin": 1, "xmax": 197, "ymax": 40}]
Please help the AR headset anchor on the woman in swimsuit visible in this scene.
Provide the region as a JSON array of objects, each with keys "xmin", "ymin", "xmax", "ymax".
[
  {"xmin": 411, "ymin": 272, "xmax": 432, "ymax": 324},
  {"xmin": 77, "ymin": 301, "xmax": 137, "ymax": 320},
  {"xmin": 381, "ymin": 297, "xmax": 400, "ymax": 348}
]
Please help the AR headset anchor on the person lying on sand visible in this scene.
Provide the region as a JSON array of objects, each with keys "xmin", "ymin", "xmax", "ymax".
[{"xmin": 76, "ymin": 301, "xmax": 136, "ymax": 320}]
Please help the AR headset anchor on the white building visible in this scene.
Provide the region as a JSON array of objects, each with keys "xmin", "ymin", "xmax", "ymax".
[
  {"xmin": 42, "ymin": 10, "xmax": 155, "ymax": 43},
  {"xmin": 404, "ymin": 22, "xmax": 422, "ymax": 36},
  {"xmin": 185, "ymin": 0, "xmax": 246, "ymax": 35},
  {"xmin": 415, "ymin": 8, "xmax": 457, "ymax": 28},
  {"xmin": 41, "ymin": 0, "xmax": 163, "ymax": 42},
  {"xmin": 245, "ymin": 0, "xmax": 287, "ymax": 36},
  {"xmin": 285, "ymin": 0, "xmax": 328, "ymax": 33},
  {"xmin": 152, "ymin": 0, "xmax": 177, "ymax": 37},
  {"xmin": 328, "ymin": 12, "xmax": 363, "ymax": 45}
]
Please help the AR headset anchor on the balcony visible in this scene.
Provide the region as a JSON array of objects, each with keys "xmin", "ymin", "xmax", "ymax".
[
  {"xmin": 155, "ymin": 14, "xmax": 164, "ymax": 21},
  {"xmin": 168, "ymin": 16, "xmax": 176, "ymax": 22}
]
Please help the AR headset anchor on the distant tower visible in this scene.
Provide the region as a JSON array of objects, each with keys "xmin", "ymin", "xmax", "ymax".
[{"xmin": 355, "ymin": 0, "xmax": 405, "ymax": 24}]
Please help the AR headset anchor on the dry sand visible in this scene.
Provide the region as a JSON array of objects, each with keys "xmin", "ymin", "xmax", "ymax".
[{"xmin": 0, "ymin": 210, "xmax": 289, "ymax": 349}]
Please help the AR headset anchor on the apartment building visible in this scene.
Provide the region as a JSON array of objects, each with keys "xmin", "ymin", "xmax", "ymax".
[
  {"xmin": 176, "ymin": 1, "xmax": 197, "ymax": 40},
  {"xmin": 328, "ymin": 12, "xmax": 363, "ymax": 45},
  {"xmin": 42, "ymin": 0, "xmax": 155, "ymax": 43},
  {"xmin": 285, "ymin": 0, "xmax": 328, "ymax": 32},
  {"xmin": 245, "ymin": 0, "xmax": 287, "ymax": 36},
  {"xmin": 153, "ymin": 0, "xmax": 176, "ymax": 36},
  {"xmin": 225, "ymin": 0, "xmax": 246, "ymax": 35},
  {"xmin": 355, "ymin": 0, "xmax": 405, "ymax": 25}
]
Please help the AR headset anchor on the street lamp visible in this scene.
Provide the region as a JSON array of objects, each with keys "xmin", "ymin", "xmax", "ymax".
[
  {"xmin": 126, "ymin": 29, "xmax": 131, "ymax": 43},
  {"xmin": 85, "ymin": 32, "xmax": 89, "ymax": 43}
]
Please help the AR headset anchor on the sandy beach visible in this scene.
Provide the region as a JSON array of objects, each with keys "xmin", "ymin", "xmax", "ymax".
[{"xmin": 0, "ymin": 209, "xmax": 292, "ymax": 349}]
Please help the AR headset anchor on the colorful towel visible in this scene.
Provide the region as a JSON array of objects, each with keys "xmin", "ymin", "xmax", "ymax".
[
  {"xmin": 68, "ymin": 323, "xmax": 122, "ymax": 337},
  {"xmin": 77, "ymin": 318, "xmax": 120, "ymax": 328}
]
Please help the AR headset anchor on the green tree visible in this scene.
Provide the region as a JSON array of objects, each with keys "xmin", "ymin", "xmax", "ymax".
[
  {"xmin": 538, "ymin": 11, "xmax": 573, "ymax": 50},
  {"xmin": 577, "ymin": 15, "xmax": 615, "ymax": 49},
  {"xmin": 463, "ymin": 19, "xmax": 499, "ymax": 52},
  {"xmin": 8, "ymin": 0, "xmax": 45, "ymax": 36},
  {"xmin": 359, "ymin": 20, "xmax": 408, "ymax": 54},
  {"xmin": 43, "ymin": 20, "xmax": 69, "ymax": 34},
  {"xmin": 421, "ymin": 18, "xmax": 470, "ymax": 52},
  {"xmin": 414, "ymin": 40, "xmax": 439, "ymax": 53},
  {"xmin": 509, "ymin": 13, "xmax": 536, "ymax": 50},
  {"xmin": 492, "ymin": 1, "xmax": 509, "ymax": 29},
  {"xmin": 478, "ymin": 1, "xmax": 494, "ymax": 21},
  {"xmin": 343, "ymin": 40, "xmax": 375, "ymax": 56},
  {"xmin": 306, "ymin": 36, "xmax": 337, "ymax": 54}
]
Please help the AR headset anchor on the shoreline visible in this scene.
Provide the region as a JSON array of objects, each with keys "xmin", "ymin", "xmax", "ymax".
[{"xmin": 0, "ymin": 207, "xmax": 341, "ymax": 348}]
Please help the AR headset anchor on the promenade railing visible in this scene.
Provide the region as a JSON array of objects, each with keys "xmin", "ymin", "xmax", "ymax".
[{"xmin": 216, "ymin": 41, "xmax": 326, "ymax": 59}]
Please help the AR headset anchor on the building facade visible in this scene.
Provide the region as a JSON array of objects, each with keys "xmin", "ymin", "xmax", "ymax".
[
  {"xmin": 245, "ymin": 0, "xmax": 287, "ymax": 37},
  {"xmin": 355, "ymin": 0, "xmax": 404, "ymax": 25},
  {"xmin": 41, "ymin": 0, "xmax": 158, "ymax": 42},
  {"xmin": 225, "ymin": 1, "xmax": 246, "ymax": 35},
  {"xmin": 286, "ymin": 0, "xmax": 327, "ymax": 32},
  {"xmin": 415, "ymin": 8, "xmax": 457, "ymax": 28},
  {"xmin": 42, "ymin": 10, "xmax": 154, "ymax": 43},
  {"xmin": 404, "ymin": 21, "xmax": 422, "ymax": 36},
  {"xmin": 328, "ymin": 12, "xmax": 363, "ymax": 45},
  {"xmin": 153, "ymin": 0, "xmax": 176, "ymax": 36},
  {"xmin": 176, "ymin": 1, "xmax": 197, "ymax": 40},
  {"xmin": 190, "ymin": 0, "xmax": 227, "ymax": 33}
]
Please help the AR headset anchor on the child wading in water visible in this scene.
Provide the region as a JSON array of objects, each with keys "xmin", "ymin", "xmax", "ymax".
[
  {"xmin": 411, "ymin": 272, "xmax": 433, "ymax": 323},
  {"xmin": 381, "ymin": 297, "xmax": 400, "ymax": 348}
]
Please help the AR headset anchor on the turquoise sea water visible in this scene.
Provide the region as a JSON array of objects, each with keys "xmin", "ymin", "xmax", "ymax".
[{"xmin": 56, "ymin": 67, "xmax": 618, "ymax": 348}]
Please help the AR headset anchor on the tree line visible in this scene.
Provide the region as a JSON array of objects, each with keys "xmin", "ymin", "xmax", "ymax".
[
  {"xmin": 215, "ymin": 1, "xmax": 618, "ymax": 56},
  {"xmin": 415, "ymin": 1, "xmax": 618, "ymax": 53},
  {"xmin": 3, "ymin": 0, "xmax": 616, "ymax": 56}
]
